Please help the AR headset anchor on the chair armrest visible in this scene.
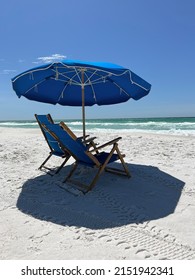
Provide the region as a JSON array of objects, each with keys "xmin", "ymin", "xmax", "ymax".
[
  {"xmin": 77, "ymin": 134, "xmax": 90, "ymax": 140},
  {"xmin": 90, "ymin": 137, "xmax": 122, "ymax": 152},
  {"xmin": 83, "ymin": 137, "xmax": 97, "ymax": 144}
]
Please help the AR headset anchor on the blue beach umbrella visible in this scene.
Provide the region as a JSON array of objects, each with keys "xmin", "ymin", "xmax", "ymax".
[{"xmin": 12, "ymin": 60, "xmax": 151, "ymax": 138}]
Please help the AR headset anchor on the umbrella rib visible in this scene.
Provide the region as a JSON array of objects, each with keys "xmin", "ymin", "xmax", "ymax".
[
  {"xmin": 83, "ymin": 71, "xmax": 99, "ymax": 101},
  {"xmin": 84, "ymin": 69, "xmax": 110, "ymax": 84},
  {"xmin": 51, "ymin": 69, "xmax": 81, "ymax": 86},
  {"xmin": 84, "ymin": 68, "xmax": 150, "ymax": 91},
  {"xmin": 56, "ymin": 67, "xmax": 106, "ymax": 87},
  {"xmin": 128, "ymin": 71, "xmax": 149, "ymax": 91},
  {"xmin": 12, "ymin": 63, "xmax": 57, "ymax": 82},
  {"xmin": 50, "ymin": 77, "xmax": 79, "ymax": 86},
  {"xmin": 57, "ymin": 68, "xmax": 84, "ymax": 101},
  {"xmin": 111, "ymin": 81, "xmax": 130, "ymax": 97},
  {"xmin": 58, "ymin": 82, "xmax": 69, "ymax": 101},
  {"xmin": 74, "ymin": 67, "xmax": 82, "ymax": 84},
  {"xmin": 52, "ymin": 66, "xmax": 83, "ymax": 86},
  {"xmin": 83, "ymin": 69, "xmax": 99, "ymax": 85},
  {"xmin": 59, "ymin": 61, "xmax": 131, "ymax": 77},
  {"xmin": 23, "ymin": 79, "xmax": 46, "ymax": 95},
  {"xmin": 88, "ymin": 81, "xmax": 97, "ymax": 102}
]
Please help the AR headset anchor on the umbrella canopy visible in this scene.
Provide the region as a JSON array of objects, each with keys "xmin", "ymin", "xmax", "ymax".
[{"xmin": 12, "ymin": 60, "xmax": 151, "ymax": 137}]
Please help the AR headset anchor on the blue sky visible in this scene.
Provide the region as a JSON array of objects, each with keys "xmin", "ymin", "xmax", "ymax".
[{"xmin": 0, "ymin": 0, "xmax": 194, "ymax": 120}]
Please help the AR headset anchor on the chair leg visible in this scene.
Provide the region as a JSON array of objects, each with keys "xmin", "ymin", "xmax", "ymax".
[
  {"xmin": 116, "ymin": 146, "xmax": 131, "ymax": 177},
  {"xmin": 87, "ymin": 145, "xmax": 116, "ymax": 192},
  {"xmin": 38, "ymin": 153, "xmax": 52, "ymax": 170},
  {"xmin": 87, "ymin": 167, "xmax": 103, "ymax": 192},
  {"xmin": 55, "ymin": 155, "xmax": 71, "ymax": 174},
  {"xmin": 39, "ymin": 153, "xmax": 70, "ymax": 175},
  {"xmin": 63, "ymin": 162, "xmax": 78, "ymax": 183}
]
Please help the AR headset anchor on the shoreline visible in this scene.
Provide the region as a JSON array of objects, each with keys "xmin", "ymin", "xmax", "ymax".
[
  {"xmin": 1, "ymin": 126, "xmax": 195, "ymax": 138},
  {"xmin": 0, "ymin": 128, "xmax": 195, "ymax": 259}
]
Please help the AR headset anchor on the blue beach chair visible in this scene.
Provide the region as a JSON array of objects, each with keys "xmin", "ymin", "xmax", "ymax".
[
  {"xmin": 35, "ymin": 114, "xmax": 71, "ymax": 175},
  {"xmin": 42, "ymin": 122, "xmax": 131, "ymax": 193}
]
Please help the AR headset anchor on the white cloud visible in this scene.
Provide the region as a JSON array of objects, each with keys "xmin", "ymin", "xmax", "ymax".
[
  {"xmin": 0, "ymin": 69, "xmax": 17, "ymax": 75},
  {"xmin": 33, "ymin": 53, "xmax": 67, "ymax": 64}
]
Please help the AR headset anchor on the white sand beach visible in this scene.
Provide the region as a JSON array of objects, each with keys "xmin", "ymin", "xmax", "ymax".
[{"xmin": 0, "ymin": 127, "xmax": 195, "ymax": 260}]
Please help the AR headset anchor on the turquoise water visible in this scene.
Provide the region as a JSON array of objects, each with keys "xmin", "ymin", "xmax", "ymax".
[{"xmin": 0, "ymin": 117, "xmax": 195, "ymax": 136}]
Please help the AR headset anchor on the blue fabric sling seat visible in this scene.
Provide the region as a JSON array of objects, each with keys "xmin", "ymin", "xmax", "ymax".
[
  {"xmin": 35, "ymin": 114, "xmax": 71, "ymax": 175},
  {"xmin": 42, "ymin": 122, "xmax": 131, "ymax": 193}
]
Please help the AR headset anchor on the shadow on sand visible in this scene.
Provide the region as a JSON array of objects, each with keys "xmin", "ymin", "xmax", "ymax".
[{"xmin": 17, "ymin": 163, "xmax": 185, "ymax": 229}]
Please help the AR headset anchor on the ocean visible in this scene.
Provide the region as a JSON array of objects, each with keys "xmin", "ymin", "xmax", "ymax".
[{"xmin": 0, "ymin": 117, "xmax": 195, "ymax": 136}]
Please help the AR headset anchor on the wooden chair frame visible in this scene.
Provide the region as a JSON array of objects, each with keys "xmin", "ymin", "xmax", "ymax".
[
  {"xmin": 35, "ymin": 114, "xmax": 71, "ymax": 175},
  {"xmin": 42, "ymin": 122, "xmax": 131, "ymax": 193}
]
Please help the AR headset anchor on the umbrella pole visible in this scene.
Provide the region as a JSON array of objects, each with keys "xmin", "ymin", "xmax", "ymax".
[{"xmin": 81, "ymin": 70, "xmax": 86, "ymax": 140}]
